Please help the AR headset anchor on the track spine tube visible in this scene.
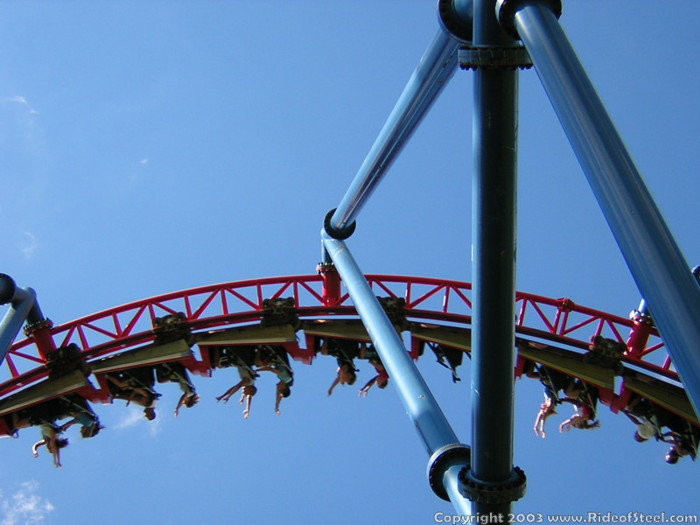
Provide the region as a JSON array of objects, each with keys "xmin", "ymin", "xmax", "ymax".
[
  {"xmin": 321, "ymin": 231, "xmax": 472, "ymax": 515},
  {"xmin": 499, "ymin": 0, "xmax": 700, "ymax": 418}
]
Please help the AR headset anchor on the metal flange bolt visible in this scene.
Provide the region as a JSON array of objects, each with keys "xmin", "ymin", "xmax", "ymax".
[
  {"xmin": 459, "ymin": 466, "xmax": 527, "ymax": 505},
  {"xmin": 495, "ymin": 0, "xmax": 562, "ymax": 41}
]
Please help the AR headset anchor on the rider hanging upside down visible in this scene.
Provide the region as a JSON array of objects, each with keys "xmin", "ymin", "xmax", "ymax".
[
  {"xmin": 255, "ymin": 345, "xmax": 294, "ymax": 416},
  {"xmin": 105, "ymin": 367, "xmax": 160, "ymax": 421},
  {"xmin": 32, "ymin": 422, "xmax": 69, "ymax": 469},
  {"xmin": 358, "ymin": 344, "xmax": 389, "ymax": 397},
  {"xmin": 216, "ymin": 345, "xmax": 260, "ymax": 419},
  {"xmin": 525, "ymin": 361, "xmax": 591, "ymax": 438},
  {"xmin": 155, "ymin": 361, "xmax": 200, "ymax": 418},
  {"xmin": 320, "ymin": 338, "xmax": 360, "ymax": 396},
  {"xmin": 559, "ymin": 387, "xmax": 600, "ymax": 433},
  {"xmin": 661, "ymin": 413, "xmax": 699, "ymax": 464},
  {"xmin": 6, "ymin": 404, "xmax": 70, "ymax": 469}
]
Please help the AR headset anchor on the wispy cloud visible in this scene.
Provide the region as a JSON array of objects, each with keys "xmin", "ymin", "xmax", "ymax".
[
  {"xmin": 21, "ymin": 232, "xmax": 38, "ymax": 260},
  {"xmin": 112, "ymin": 407, "xmax": 162, "ymax": 437},
  {"xmin": 112, "ymin": 408, "xmax": 143, "ymax": 430},
  {"xmin": 3, "ymin": 96, "xmax": 38, "ymax": 115},
  {"xmin": 126, "ymin": 157, "xmax": 150, "ymax": 185},
  {"xmin": 0, "ymin": 481, "xmax": 55, "ymax": 525}
]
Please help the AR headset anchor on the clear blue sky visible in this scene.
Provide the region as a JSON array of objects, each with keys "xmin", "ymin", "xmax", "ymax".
[{"xmin": 0, "ymin": 2, "xmax": 698, "ymax": 524}]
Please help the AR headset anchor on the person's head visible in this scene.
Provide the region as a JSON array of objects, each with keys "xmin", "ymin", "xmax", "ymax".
[
  {"xmin": 184, "ymin": 394, "xmax": 200, "ymax": 408},
  {"xmin": 377, "ymin": 377, "xmax": 389, "ymax": 389},
  {"xmin": 666, "ymin": 447, "xmax": 680, "ymax": 464},
  {"xmin": 48, "ymin": 437, "xmax": 69, "ymax": 452},
  {"xmin": 572, "ymin": 418, "xmax": 600, "ymax": 430},
  {"xmin": 81, "ymin": 422, "xmax": 103, "ymax": 439},
  {"xmin": 633, "ymin": 431, "xmax": 648, "ymax": 443},
  {"xmin": 277, "ymin": 382, "xmax": 291, "ymax": 398},
  {"xmin": 339, "ymin": 364, "xmax": 357, "ymax": 386},
  {"xmin": 243, "ymin": 385, "xmax": 257, "ymax": 397},
  {"xmin": 143, "ymin": 407, "xmax": 156, "ymax": 421}
]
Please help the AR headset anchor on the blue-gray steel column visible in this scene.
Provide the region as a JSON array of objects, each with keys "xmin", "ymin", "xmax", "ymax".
[
  {"xmin": 327, "ymin": 29, "xmax": 463, "ymax": 236},
  {"xmin": 321, "ymin": 232, "xmax": 472, "ymax": 514},
  {"xmin": 0, "ymin": 274, "xmax": 37, "ymax": 364},
  {"xmin": 500, "ymin": 0, "xmax": 700, "ymax": 417},
  {"xmin": 467, "ymin": 0, "xmax": 520, "ymax": 516}
]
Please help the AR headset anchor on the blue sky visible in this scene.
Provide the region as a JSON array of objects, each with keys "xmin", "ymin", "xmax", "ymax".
[{"xmin": 0, "ymin": 2, "xmax": 698, "ymax": 524}]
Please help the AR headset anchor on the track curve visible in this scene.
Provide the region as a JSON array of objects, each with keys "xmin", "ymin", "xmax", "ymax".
[{"xmin": 0, "ymin": 273, "xmax": 695, "ymax": 463}]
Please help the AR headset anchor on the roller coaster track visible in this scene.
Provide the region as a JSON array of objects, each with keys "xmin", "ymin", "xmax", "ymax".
[{"xmin": 1, "ymin": 273, "xmax": 694, "ymax": 437}]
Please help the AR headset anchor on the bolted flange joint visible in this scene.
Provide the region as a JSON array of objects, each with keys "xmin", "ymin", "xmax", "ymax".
[
  {"xmin": 24, "ymin": 318, "xmax": 53, "ymax": 337},
  {"xmin": 459, "ymin": 466, "xmax": 527, "ymax": 505},
  {"xmin": 458, "ymin": 46, "xmax": 532, "ymax": 71},
  {"xmin": 426, "ymin": 443, "xmax": 471, "ymax": 502},
  {"xmin": 316, "ymin": 261, "xmax": 336, "ymax": 274},
  {"xmin": 323, "ymin": 208, "xmax": 357, "ymax": 241},
  {"xmin": 629, "ymin": 308, "xmax": 654, "ymax": 326},
  {"xmin": 495, "ymin": 0, "xmax": 562, "ymax": 41}
]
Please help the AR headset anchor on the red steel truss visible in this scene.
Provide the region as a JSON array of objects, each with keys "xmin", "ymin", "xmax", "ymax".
[{"xmin": 0, "ymin": 274, "xmax": 668, "ymax": 398}]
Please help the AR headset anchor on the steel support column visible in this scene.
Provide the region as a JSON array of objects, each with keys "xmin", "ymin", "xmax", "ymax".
[
  {"xmin": 499, "ymin": 0, "xmax": 700, "ymax": 417},
  {"xmin": 466, "ymin": 0, "xmax": 521, "ymax": 516},
  {"xmin": 321, "ymin": 232, "xmax": 472, "ymax": 514}
]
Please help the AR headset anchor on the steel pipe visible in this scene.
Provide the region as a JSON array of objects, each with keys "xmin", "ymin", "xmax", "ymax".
[
  {"xmin": 0, "ymin": 274, "xmax": 37, "ymax": 364},
  {"xmin": 500, "ymin": 0, "xmax": 700, "ymax": 417},
  {"xmin": 327, "ymin": 23, "xmax": 467, "ymax": 236},
  {"xmin": 321, "ymin": 232, "xmax": 471, "ymax": 512}
]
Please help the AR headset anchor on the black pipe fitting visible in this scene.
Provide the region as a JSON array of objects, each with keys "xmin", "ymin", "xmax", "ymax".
[
  {"xmin": 426, "ymin": 443, "xmax": 471, "ymax": 502},
  {"xmin": 323, "ymin": 209, "xmax": 356, "ymax": 240},
  {"xmin": 438, "ymin": 0, "xmax": 474, "ymax": 44},
  {"xmin": 495, "ymin": 0, "xmax": 562, "ymax": 40},
  {"xmin": 0, "ymin": 274, "xmax": 17, "ymax": 305}
]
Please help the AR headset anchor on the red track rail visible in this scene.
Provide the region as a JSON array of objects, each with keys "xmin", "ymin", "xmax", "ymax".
[{"xmin": 0, "ymin": 274, "xmax": 669, "ymax": 398}]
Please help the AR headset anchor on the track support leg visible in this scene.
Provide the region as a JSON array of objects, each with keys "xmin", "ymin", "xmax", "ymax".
[
  {"xmin": 497, "ymin": 0, "xmax": 700, "ymax": 418},
  {"xmin": 464, "ymin": 0, "xmax": 526, "ymax": 515}
]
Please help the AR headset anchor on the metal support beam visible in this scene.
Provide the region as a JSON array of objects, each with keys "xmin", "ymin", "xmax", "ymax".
[
  {"xmin": 321, "ymin": 232, "xmax": 472, "ymax": 514},
  {"xmin": 462, "ymin": 0, "xmax": 524, "ymax": 515},
  {"xmin": 498, "ymin": 0, "xmax": 700, "ymax": 417},
  {"xmin": 0, "ymin": 274, "xmax": 38, "ymax": 364},
  {"xmin": 327, "ymin": 24, "xmax": 467, "ymax": 237}
]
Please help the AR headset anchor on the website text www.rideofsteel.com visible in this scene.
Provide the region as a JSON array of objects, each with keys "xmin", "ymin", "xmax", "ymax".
[{"xmin": 433, "ymin": 512, "xmax": 698, "ymax": 525}]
